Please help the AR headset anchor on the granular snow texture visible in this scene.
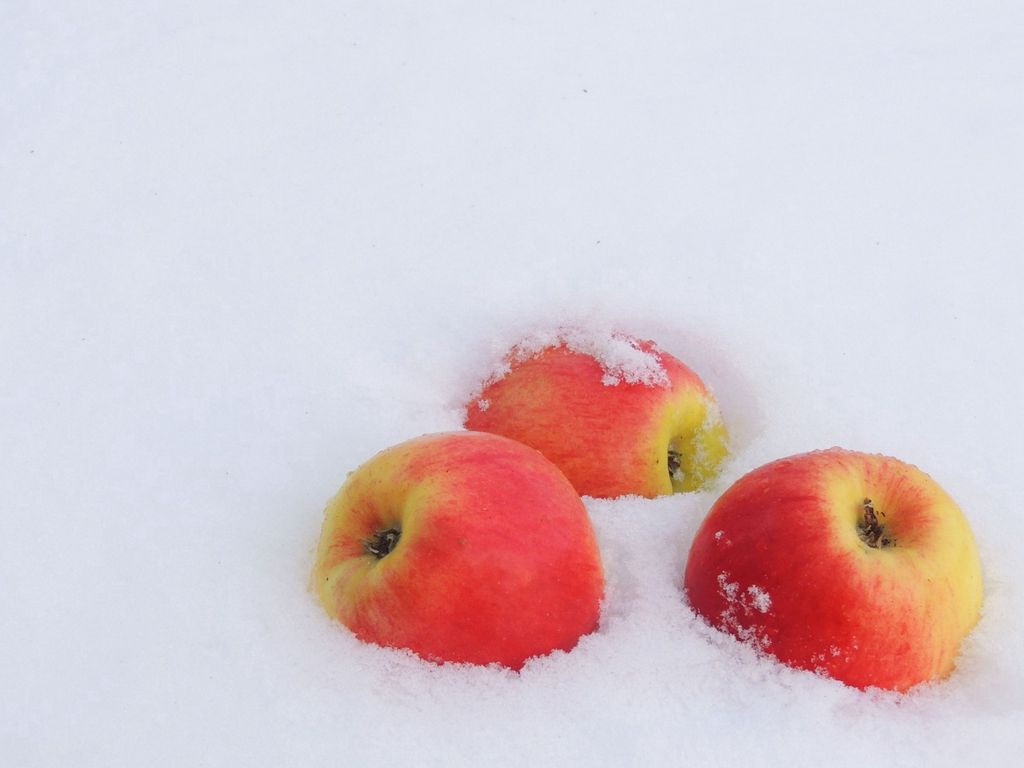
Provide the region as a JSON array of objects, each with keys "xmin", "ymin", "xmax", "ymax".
[{"xmin": 2, "ymin": 2, "xmax": 1023, "ymax": 766}]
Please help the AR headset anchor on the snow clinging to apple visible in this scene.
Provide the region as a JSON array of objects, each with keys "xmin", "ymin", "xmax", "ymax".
[
  {"xmin": 683, "ymin": 448, "xmax": 983, "ymax": 692},
  {"xmin": 465, "ymin": 329, "xmax": 729, "ymax": 498}
]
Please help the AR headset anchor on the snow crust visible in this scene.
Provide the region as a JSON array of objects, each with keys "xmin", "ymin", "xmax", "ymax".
[{"xmin": 3, "ymin": 1, "xmax": 1023, "ymax": 766}]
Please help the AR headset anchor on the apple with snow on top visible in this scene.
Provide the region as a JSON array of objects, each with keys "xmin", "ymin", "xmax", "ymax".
[
  {"xmin": 464, "ymin": 330, "xmax": 729, "ymax": 499},
  {"xmin": 683, "ymin": 448, "xmax": 983, "ymax": 691},
  {"xmin": 311, "ymin": 431, "xmax": 605, "ymax": 669}
]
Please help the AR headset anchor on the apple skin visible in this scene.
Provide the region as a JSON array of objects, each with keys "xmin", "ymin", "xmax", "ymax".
[
  {"xmin": 464, "ymin": 338, "xmax": 728, "ymax": 499},
  {"xmin": 683, "ymin": 448, "xmax": 983, "ymax": 691},
  {"xmin": 311, "ymin": 431, "xmax": 605, "ymax": 669}
]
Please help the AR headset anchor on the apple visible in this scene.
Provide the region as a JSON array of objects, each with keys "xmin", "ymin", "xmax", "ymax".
[
  {"xmin": 464, "ymin": 331, "xmax": 728, "ymax": 498},
  {"xmin": 683, "ymin": 448, "xmax": 983, "ymax": 691},
  {"xmin": 310, "ymin": 431, "xmax": 605, "ymax": 669}
]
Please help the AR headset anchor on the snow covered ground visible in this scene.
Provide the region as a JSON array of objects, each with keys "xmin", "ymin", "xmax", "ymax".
[{"xmin": 3, "ymin": 2, "xmax": 1023, "ymax": 765}]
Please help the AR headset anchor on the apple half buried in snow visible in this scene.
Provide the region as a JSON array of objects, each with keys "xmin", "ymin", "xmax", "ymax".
[
  {"xmin": 683, "ymin": 448, "xmax": 983, "ymax": 691},
  {"xmin": 465, "ymin": 331, "xmax": 728, "ymax": 498},
  {"xmin": 311, "ymin": 431, "xmax": 605, "ymax": 669}
]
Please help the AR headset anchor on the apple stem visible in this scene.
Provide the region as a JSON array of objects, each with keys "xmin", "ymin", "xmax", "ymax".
[
  {"xmin": 365, "ymin": 527, "xmax": 401, "ymax": 559},
  {"xmin": 858, "ymin": 499, "xmax": 894, "ymax": 548}
]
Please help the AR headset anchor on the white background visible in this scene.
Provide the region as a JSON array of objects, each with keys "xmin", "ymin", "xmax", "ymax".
[{"xmin": 3, "ymin": 2, "xmax": 1023, "ymax": 765}]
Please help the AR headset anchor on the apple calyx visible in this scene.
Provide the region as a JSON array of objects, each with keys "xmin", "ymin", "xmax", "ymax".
[
  {"xmin": 365, "ymin": 527, "xmax": 401, "ymax": 559},
  {"xmin": 667, "ymin": 447, "xmax": 683, "ymax": 483},
  {"xmin": 857, "ymin": 498, "xmax": 894, "ymax": 549}
]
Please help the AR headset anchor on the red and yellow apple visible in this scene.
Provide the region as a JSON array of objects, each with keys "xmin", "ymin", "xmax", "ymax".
[
  {"xmin": 311, "ymin": 431, "xmax": 605, "ymax": 669},
  {"xmin": 683, "ymin": 448, "xmax": 983, "ymax": 691},
  {"xmin": 464, "ymin": 332, "xmax": 728, "ymax": 498}
]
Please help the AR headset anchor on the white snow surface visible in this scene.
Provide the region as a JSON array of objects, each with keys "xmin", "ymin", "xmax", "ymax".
[{"xmin": 3, "ymin": 2, "xmax": 1023, "ymax": 766}]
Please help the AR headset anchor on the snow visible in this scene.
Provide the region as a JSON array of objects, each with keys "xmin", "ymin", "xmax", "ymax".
[
  {"xmin": 715, "ymin": 573, "xmax": 773, "ymax": 651},
  {"xmin": 2, "ymin": 1, "xmax": 1023, "ymax": 766},
  {"xmin": 747, "ymin": 586, "xmax": 772, "ymax": 614},
  {"xmin": 492, "ymin": 327, "xmax": 671, "ymax": 387}
]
